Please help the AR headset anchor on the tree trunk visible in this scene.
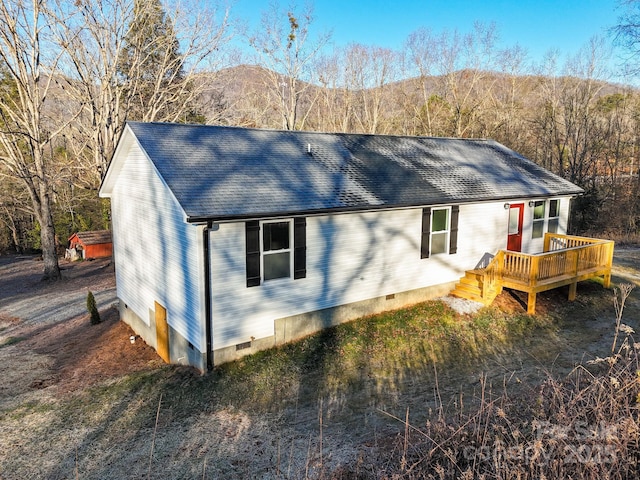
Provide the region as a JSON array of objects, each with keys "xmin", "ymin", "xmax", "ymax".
[{"xmin": 38, "ymin": 185, "xmax": 60, "ymax": 281}]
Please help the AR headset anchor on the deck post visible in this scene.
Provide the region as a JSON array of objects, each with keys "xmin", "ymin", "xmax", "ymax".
[
  {"xmin": 568, "ymin": 282, "xmax": 577, "ymax": 301},
  {"xmin": 603, "ymin": 241, "xmax": 614, "ymax": 288},
  {"xmin": 530, "ymin": 255, "xmax": 539, "ymax": 288},
  {"xmin": 527, "ymin": 292, "xmax": 537, "ymax": 314}
]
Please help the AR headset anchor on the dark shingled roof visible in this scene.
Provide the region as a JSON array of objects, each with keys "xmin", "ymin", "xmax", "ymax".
[{"xmin": 125, "ymin": 122, "xmax": 583, "ymax": 221}]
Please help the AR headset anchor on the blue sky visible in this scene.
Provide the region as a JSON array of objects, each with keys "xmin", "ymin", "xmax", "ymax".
[{"xmin": 232, "ymin": 0, "xmax": 627, "ymax": 78}]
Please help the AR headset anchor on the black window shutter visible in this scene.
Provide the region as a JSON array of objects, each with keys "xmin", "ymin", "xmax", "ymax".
[
  {"xmin": 421, "ymin": 208, "xmax": 431, "ymax": 259},
  {"xmin": 246, "ymin": 221, "xmax": 261, "ymax": 287},
  {"xmin": 449, "ymin": 205, "xmax": 459, "ymax": 255},
  {"xmin": 293, "ymin": 217, "xmax": 307, "ymax": 279}
]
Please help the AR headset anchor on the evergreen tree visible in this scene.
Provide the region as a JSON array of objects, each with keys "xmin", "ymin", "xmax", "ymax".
[
  {"xmin": 117, "ymin": 0, "xmax": 188, "ymax": 121},
  {"xmin": 87, "ymin": 291, "xmax": 101, "ymax": 325}
]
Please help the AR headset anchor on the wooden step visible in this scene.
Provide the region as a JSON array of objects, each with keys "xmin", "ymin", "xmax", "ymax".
[
  {"xmin": 450, "ymin": 268, "xmax": 501, "ymax": 306},
  {"xmin": 450, "ymin": 288, "xmax": 487, "ymax": 304},
  {"xmin": 462, "ymin": 270, "xmax": 485, "ymax": 282},
  {"xmin": 453, "ymin": 282, "xmax": 482, "ymax": 296},
  {"xmin": 459, "ymin": 276, "xmax": 483, "ymax": 288}
]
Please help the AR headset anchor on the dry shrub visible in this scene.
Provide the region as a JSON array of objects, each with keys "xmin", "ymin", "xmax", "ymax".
[{"xmin": 373, "ymin": 284, "xmax": 639, "ymax": 480}]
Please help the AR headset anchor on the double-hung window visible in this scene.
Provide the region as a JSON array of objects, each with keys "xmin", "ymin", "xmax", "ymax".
[
  {"xmin": 421, "ymin": 206, "xmax": 459, "ymax": 258},
  {"xmin": 246, "ymin": 218, "xmax": 306, "ymax": 287},
  {"xmin": 531, "ymin": 199, "xmax": 561, "ymax": 239},
  {"xmin": 548, "ymin": 199, "xmax": 560, "ymax": 233},
  {"xmin": 532, "ymin": 200, "xmax": 545, "ymax": 239},
  {"xmin": 430, "ymin": 207, "xmax": 451, "ymax": 255},
  {"xmin": 262, "ymin": 221, "xmax": 291, "ymax": 280}
]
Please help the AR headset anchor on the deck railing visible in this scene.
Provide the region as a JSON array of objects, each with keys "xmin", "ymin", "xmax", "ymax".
[{"xmin": 481, "ymin": 233, "xmax": 614, "ymax": 313}]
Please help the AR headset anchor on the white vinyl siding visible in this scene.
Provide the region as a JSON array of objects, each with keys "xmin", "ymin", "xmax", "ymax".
[
  {"xmin": 110, "ymin": 143, "xmax": 205, "ymax": 351},
  {"xmin": 209, "ymin": 202, "xmax": 507, "ymax": 348}
]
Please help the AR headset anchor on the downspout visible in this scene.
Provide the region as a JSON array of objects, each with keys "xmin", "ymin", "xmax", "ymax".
[{"xmin": 203, "ymin": 222, "xmax": 213, "ymax": 371}]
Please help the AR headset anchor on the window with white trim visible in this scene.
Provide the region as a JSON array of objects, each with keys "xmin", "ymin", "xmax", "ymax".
[
  {"xmin": 421, "ymin": 206, "xmax": 459, "ymax": 258},
  {"xmin": 532, "ymin": 200, "xmax": 545, "ymax": 238},
  {"xmin": 430, "ymin": 207, "xmax": 451, "ymax": 255},
  {"xmin": 262, "ymin": 220, "xmax": 292, "ymax": 280},
  {"xmin": 246, "ymin": 218, "xmax": 306, "ymax": 287},
  {"xmin": 548, "ymin": 199, "xmax": 560, "ymax": 233}
]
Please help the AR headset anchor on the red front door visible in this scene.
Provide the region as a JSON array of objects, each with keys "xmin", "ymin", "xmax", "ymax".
[{"xmin": 507, "ymin": 203, "xmax": 524, "ymax": 252}]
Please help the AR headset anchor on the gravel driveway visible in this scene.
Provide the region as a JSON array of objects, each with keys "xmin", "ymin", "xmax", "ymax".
[{"xmin": 0, "ymin": 255, "xmax": 117, "ymax": 330}]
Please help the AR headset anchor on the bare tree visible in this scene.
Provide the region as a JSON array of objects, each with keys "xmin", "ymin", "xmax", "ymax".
[
  {"xmin": 248, "ymin": 1, "xmax": 330, "ymax": 130},
  {"xmin": 486, "ymin": 45, "xmax": 531, "ymax": 148},
  {"xmin": 47, "ymin": 0, "xmax": 131, "ymax": 183},
  {"xmin": 613, "ymin": 0, "xmax": 640, "ymax": 76},
  {"xmin": 404, "ymin": 27, "xmax": 441, "ymax": 136},
  {"xmin": 312, "ymin": 47, "xmax": 365, "ymax": 133},
  {"xmin": 312, "ymin": 51, "xmax": 345, "ymax": 132},
  {"xmin": 50, "ymin": 0, "xmax": 232, "ymax": 180},
  {"xmin": 531, "ymin": 38, "xmax": 613, "ymax": 231},
  {"xmin": 341, "ymin": 43, "xmax": 399, "ymax": 134},
  {"xmin": 434, "ymin": 22, "xmax": 499, "ymax": 137},
  {"xmin": 531, "ymin": 50, "xmax": 562, "ymax": 173},
  {"xmin": 595, "ymin": 92, "xmax": 635, "ymax": 199},
  {"xmin": 561, "ymin": 37, "xmax": 611, "ymax": 185},
  {"xmin": 0, "ymin": 175, "xmax": 32, "ymax": 252},
  {"xmin": 0, "ymin": 0, "xmax": 73, "ymax": 279}
]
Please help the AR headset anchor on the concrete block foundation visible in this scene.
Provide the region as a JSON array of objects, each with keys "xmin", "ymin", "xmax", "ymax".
[{"xmin": 211, "ymin": 281, "xmax": 457, "ymax": 366}]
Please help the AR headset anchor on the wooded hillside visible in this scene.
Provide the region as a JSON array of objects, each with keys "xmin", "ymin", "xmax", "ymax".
[
  {"xmin": 1, "ymin": 0, "xmax": 639, "ymax": 269},
  {"xmin": 208, "ymin": 63, "xmax": 640, "ymax": 237}
]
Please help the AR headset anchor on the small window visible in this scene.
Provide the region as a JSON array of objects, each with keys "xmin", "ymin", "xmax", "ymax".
[
  {"xmin": 508, "ymin": 208, "xmax": 520, "ymax": 235},
  {"xmin": 421, "ymin": 206, "xmax": 458, "ymax": 258},
  {"xmin": 262, "ymin": 221, "xmax": 291, "ymax": 280},
  {"xmin": 430, "ymin": 207, "xmax": 450, "ymax": 255},
  {"xmin": 548, "ymin": 199, "xmax": 560, "ymax": 233},
  {"xmin": 246, "ymin": 218, "xmax": 306, "ymax": 287},
  {"xmin": 532, "ymin": 201, "xmax": 545, "ymax": 239}
]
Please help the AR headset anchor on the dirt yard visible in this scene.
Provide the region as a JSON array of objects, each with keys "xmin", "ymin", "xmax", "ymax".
[
  {"xmin": 0, "ymin": 248, "xmax": 639, "ymax": 479},
  {"xmin": 0, "ymin": 257, "xmax": 162, "ymax": 397}
]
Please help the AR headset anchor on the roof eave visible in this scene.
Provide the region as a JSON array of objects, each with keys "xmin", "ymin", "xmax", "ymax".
[
  {"xmin": 186, "ymin": 190, "xmax": 584, "ymax": 223},
  {"xmin": 99, "ymin": 124, "xmax": 136, "ymax": 197}
]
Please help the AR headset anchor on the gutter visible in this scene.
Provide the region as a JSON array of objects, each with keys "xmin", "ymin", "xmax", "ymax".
[
  {"xmin": 203, "ymin": 222, "xmax": 213, "ymax": 371},
  {"xmin": 185, "ymin": 192, "xmax": 584, "ymax": 224}
]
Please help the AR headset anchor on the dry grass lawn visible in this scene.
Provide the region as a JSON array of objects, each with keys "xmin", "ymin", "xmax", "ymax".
[{"xmin": 0, "ymin": 248, "xmax": 639, "ymax": 479}]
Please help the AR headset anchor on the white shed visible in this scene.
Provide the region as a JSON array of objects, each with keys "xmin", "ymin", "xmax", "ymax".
[{"xmin": 99, "ymin": 122, "xmax": 584, "ymax": 370}]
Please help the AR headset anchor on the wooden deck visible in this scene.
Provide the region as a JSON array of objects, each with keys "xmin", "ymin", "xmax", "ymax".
[{"xmin": 451, "ymin": 233, "xmax": 614, "ymax": 314}]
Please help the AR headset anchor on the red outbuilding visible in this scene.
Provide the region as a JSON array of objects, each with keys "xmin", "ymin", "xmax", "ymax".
[{"xmin": 67, "ymin": 230, "xmax": 113, "ymax": 260}]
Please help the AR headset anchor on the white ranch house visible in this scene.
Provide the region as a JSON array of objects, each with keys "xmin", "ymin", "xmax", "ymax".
[{"xmin": 100, "ymin": 122, "xmax": 584, "ymax": 371}]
